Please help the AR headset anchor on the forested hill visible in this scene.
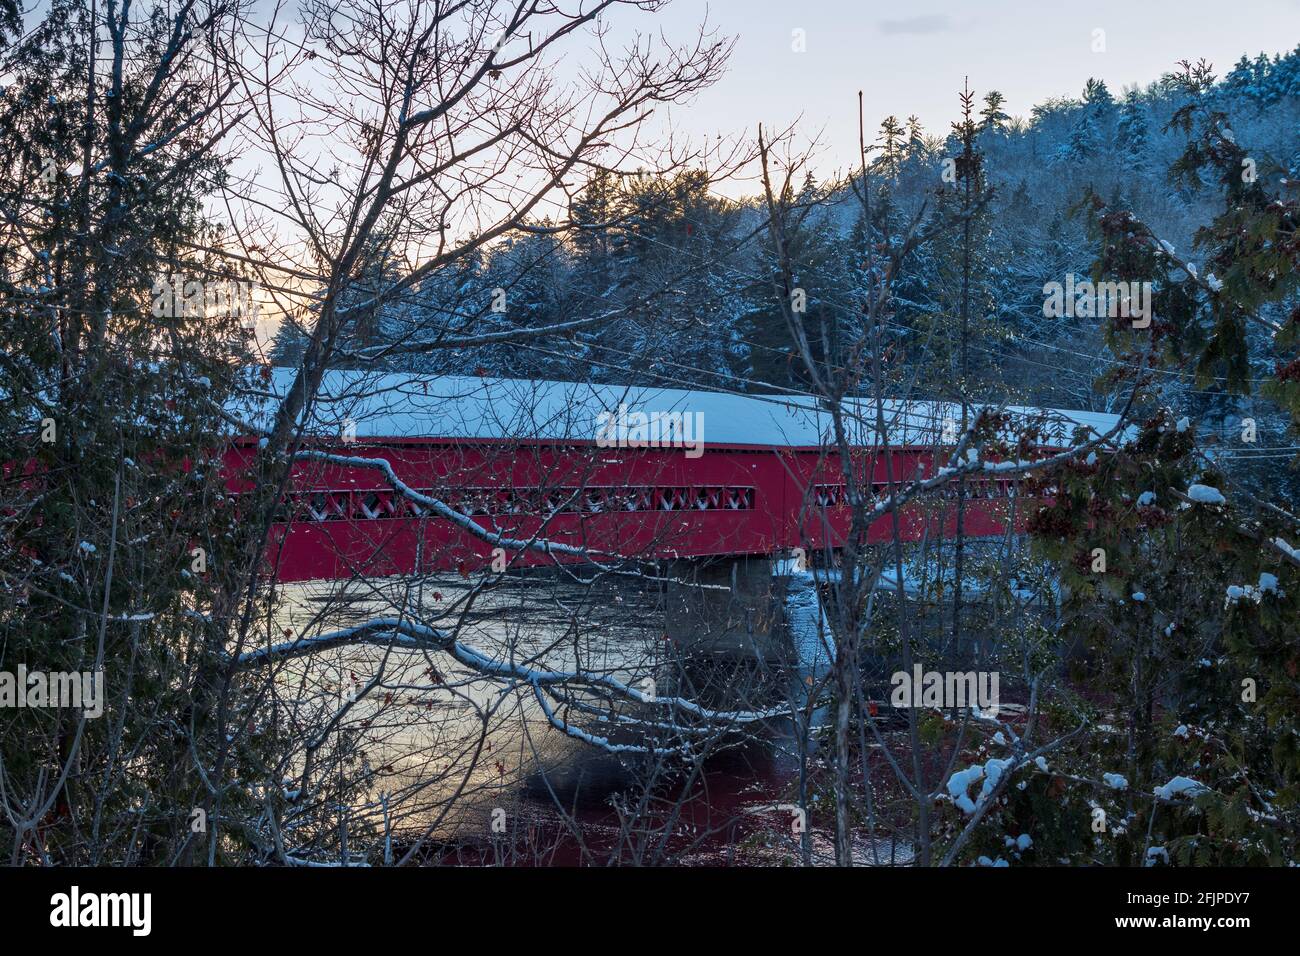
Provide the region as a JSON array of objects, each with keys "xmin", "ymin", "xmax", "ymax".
[{"xmin": 271, "ymin": 49, "xmax": 1300, "ymax": 456}]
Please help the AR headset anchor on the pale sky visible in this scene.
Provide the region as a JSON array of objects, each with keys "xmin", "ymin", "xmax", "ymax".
[{"xmin": 637, "ymin": 0, "xmax": 1300, "ymax": 176}]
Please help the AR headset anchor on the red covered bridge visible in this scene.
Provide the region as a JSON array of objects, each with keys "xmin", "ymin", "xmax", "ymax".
[{"xmin": 226, "ymin": 372, "xmax": 1119, "ymax": 583}]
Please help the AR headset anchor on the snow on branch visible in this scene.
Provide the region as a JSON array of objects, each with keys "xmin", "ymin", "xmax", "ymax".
[
  {"xmin": 1169, "ymin": 486, "xmax": 1300, "ymax": 570},
  {"xmin": 863, "ymin": 406, "xmax": 1131, "ymax": 522}
]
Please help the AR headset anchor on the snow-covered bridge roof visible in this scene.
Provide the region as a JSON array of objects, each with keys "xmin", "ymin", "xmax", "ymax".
[{"xmin": 235, "ymin": 368, "xmax": 1125, "ymax": 449}]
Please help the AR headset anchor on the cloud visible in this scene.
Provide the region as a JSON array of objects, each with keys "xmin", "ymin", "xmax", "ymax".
[{"xmin": 878, "ymin": 15, "xmax": 952, "ymax": 36}]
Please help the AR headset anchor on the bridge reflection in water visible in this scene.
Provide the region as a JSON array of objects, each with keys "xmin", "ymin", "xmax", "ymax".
[{"xmin": 267, "ymin": 570, "xmax": 802, "ymax": 858}]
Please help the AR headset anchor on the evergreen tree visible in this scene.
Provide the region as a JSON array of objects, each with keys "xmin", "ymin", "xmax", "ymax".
[
  {"xmin": 875, "ymin": 115, "xmax": 906, "ymax": 177},
  {"xmin": 0, "ymin": 0, "xmax": 260, "ymax": 863},
  {"xmin": 979, "ymin": 90, "xmax": 1010, "ymax": 137},
  {"xmin": 1116, "ymin": 89, "xmax": 1152, "ymax": 168},
  {"xmin": 743, "ymin": 172, "xmax": 850, "ymax": 390},
  {"xmin": 1083, "ymin": 77, "xmax": 1117, "ymax": 118},
  {"xmin": 1056, "ymin": 78, "xmax": 1117, "ymax": 164},
  {"xmin": 569, "ymin": 167, "xmax": 632, "ymax": 300},
  {"xmin": 906, "ymin": 114, "xmax": 928, "ymax": 157},
  {"xmin": 1223, "ymin": 55, "xmax": 1257, "ymax": 102},
  {"xmin": 1017, "ymin": 61, "xmax": 1300, "ymax": 862}
]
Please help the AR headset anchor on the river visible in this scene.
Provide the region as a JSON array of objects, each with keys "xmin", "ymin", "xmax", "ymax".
[{"xmin": 264, "ymin": 569, "xmax": 820, "ymax": 864}]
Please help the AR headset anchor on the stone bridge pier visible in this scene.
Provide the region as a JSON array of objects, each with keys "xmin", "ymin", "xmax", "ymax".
[
  {"xmin": 662, "ymin": 553, "xmax": 843, "ymax": 717},
  {"xmin": 663, "ymin": 556, "xmax": 789, "ymax": 661}
]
